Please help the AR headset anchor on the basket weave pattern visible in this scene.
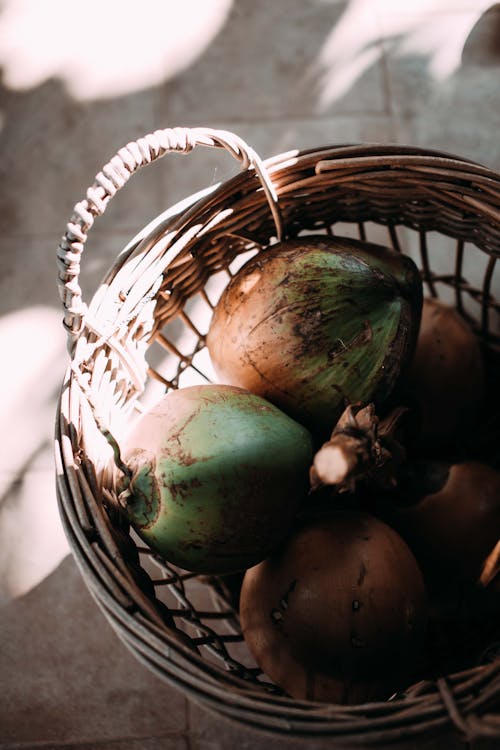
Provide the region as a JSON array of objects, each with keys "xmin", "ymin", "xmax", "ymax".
[{"xmin": 56, "ymin": 127, "xmax": 500, "ymax": 745}]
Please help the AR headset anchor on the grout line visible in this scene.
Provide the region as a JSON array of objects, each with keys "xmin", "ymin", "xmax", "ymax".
[
  {"xmin": 166, "ymin": 109, "xmax": 394, "ymax": 126},
  {"xmin": 373, "ymin": 9, "xmax": 397, "ymax": 138},
  {"xmin": 185, "ymin": 699, "xmax": 194, "ymax": 750},
  {"xmin": 0, "ymin": 730, "xmax": 190, "ymax": 750},
  {"xmin": 0, "ymin": 443, "xmax": 54, "ymax": 504},
  {"xmin": 0, "ymin": 229, "xmax": 146, "ymax": 241}
]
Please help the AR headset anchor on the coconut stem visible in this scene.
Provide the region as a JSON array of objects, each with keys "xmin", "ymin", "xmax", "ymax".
[
  {"xmin": 479, "ymin": 539, "xmax": 500, "ymax": 588},
  {"xmin": 310, "ymin": 403, "xmax": 407, "ymax": 493}
]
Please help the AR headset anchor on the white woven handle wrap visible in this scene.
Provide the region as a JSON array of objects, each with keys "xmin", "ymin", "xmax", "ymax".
[{"xmin": 57, "ymin": 127, "xmax": 282, "ymax": 354}]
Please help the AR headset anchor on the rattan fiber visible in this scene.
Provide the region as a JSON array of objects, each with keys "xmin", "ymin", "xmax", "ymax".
[{"xmin": 56, "ymin": 127, "xmax": 500, "ymax": 746}]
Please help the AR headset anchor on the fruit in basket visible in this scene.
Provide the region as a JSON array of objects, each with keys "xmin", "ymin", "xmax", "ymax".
[
  {"xmin": 117, "ymin": 384, "xmax": 314, "ymax": 574},
  {"xmin": 406, "ymin": 298, "xmax": 484, "ymax": 450},
  {"xmin": 382, "ymin": 460, "xmax": 500, "ymax": 591},
  {"xmin": 239, "ymin": 511, "xmax": 428, "ymax": 704},
  {"xmin": 207, "ymin": 235, "xmax": 422, "ymax": 442}
]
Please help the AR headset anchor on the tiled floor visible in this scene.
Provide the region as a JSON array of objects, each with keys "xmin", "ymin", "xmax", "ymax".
[{"xmin": 0, "ymin": 1, "xmax": 499, "ymax": 748}]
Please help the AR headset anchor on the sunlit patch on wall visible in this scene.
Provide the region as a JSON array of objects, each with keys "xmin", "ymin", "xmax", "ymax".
[
  {"xmin": 0, "ymin": 0, "xmax": 233, "ymax": 100},
  {"xmin": 0, "ymin": 305, "xmax": 68, "ymax": 600},
  {"xmin": 303, "ymin": 0, "xmax": 494, "ymax": 112}
]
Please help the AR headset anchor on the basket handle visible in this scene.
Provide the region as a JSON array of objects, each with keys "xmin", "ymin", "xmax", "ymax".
[{"xmin": 57, "ymin": 127, "xmax": 283, "ymax": 354}]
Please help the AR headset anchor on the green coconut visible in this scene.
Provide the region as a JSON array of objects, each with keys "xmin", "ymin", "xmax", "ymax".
[
  {"xmin": 118, "ymin": 384, "xmax": 314, "ymax": 574},
  {"xmin": 207, "ymin": 236, "xmax": 423, "ymax": 441}
]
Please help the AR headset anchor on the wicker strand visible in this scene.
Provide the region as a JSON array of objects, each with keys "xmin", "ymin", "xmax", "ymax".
[
  {"xmin": 437, "ymin": 678, "xmax": 478, "ymax": 742},
  {"xmin": 69, "ymin": 363, "xmax": 132, "ymax": 484}
]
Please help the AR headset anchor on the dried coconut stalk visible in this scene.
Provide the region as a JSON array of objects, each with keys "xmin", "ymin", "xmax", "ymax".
[
  {"xmin": 479, "ymin": 539, "xmax": 500, "ymax": 588},
  {"xmin": 309, "ymin": 403, "xmax": 407, "ymax": 493}
]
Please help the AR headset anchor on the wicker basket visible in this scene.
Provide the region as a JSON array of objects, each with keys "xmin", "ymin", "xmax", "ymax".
[{"xmin": 55, "ymin": 127, "xmax": 500, "ymax": 746}]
